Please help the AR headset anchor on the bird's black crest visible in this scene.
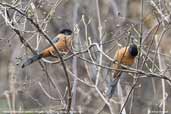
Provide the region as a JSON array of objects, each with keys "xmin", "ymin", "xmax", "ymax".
[
  {"xmin": 59, "ymin": 29, "xmax": 72, "ymax": 35},
  {"xmin": 129, "ymin": 44, "xmax": 138, "ymax": 57}
]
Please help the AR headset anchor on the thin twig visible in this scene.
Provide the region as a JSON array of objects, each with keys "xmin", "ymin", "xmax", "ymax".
[{"xmin": 0, "ymin": 2, "xmax": 71, "ymax": 113}]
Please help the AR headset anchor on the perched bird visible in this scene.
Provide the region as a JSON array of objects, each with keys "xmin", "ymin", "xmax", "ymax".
[
  {"xmin": 107, "ymin": 44, "xmax": 138, "ymax": 98},
  {"xmin": 21, "ymin": 29, "xmax": 73, "ymax": 68}
]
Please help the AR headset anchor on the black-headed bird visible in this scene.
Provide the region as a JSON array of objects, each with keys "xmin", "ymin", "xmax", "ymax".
[
  {"xmin": 21, "ymin": 29, "xmax": 73, "ymax": 68},
  {"xmin": 107, "ymin": 44, "xmax": 138, "ymax": 98}
]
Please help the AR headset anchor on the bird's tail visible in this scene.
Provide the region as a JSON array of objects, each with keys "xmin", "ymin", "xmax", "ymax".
[
  {"xmin": 106, "ymin": 78, "xmax": 119, "ymax": 99},
  {"xmin": 22, "ymin": 54, "xmax": 42, "ymax": 68}
]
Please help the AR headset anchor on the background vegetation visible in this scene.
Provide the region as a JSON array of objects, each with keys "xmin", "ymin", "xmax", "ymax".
[{"xmin": 0, "ymin": 0, "xmax": 171, "ymax": 114}]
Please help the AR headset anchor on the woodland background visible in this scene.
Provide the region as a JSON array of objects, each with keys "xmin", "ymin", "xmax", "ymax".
[{"xmin": 0, "ymin": 0, "xmax": 171, "ymax": 114}]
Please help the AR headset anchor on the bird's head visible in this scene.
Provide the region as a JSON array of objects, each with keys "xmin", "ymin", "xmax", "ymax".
[
  {"xmin": 128, "ymin": 44, "xmax": 138, "ymax": 57},
  {"xmin": 59, "ymin": 29, "xmax": 72, "ymax": 36}
]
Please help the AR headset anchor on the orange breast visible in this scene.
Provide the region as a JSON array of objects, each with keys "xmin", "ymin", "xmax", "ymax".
[
  {"xmin": 113, "ymin": 47, "xmax": 135, "ymax": 78},
  {"xmin": 115, "ymin": 47, "xmax": 135, "ymax": 65},
  {"xmin": 40, "ymin": 37, "xmax": 71, "ymax": 58}
]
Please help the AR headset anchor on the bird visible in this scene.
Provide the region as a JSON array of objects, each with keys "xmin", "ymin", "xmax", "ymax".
[
  {"xmin": 21, "ymin": 29, "xmax": 73, "ymax": 68},
  {"xmin": 107, "ymin": 44, "xmax": 138, "ymax": 98}
]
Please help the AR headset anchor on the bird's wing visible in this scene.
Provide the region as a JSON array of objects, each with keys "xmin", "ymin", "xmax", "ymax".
[
  {"xmin": 51, "ymin": 36, "xmax": 59, "ymax": 43},
  {"xmin": 43, "ymin": 36, "xmax": 59, "ymax": 49}
]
